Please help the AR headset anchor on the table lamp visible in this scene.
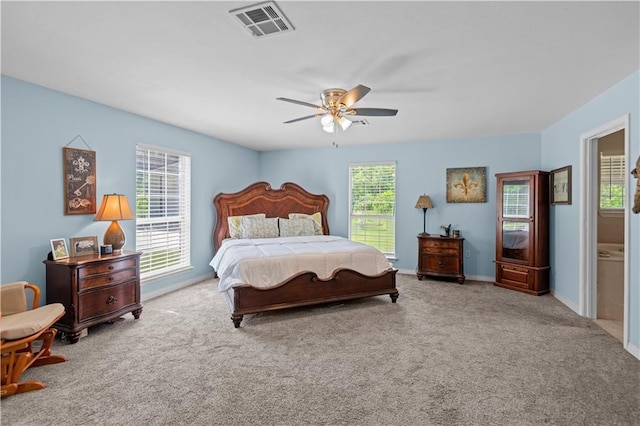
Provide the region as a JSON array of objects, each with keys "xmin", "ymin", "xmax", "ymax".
[
  {"xmin": 415, "ymin": 194, "xmax": 434, "ymax": 235},
  {"xmin": 95, "ymin": 193, "xmax": 135, "ymax": 253}
]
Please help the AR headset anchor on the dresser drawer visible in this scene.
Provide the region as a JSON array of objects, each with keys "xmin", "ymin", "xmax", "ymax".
[
  {"xmin": 421, "ymin": 238, "xmax": 460, "ymax": 250},
  {"xmin": 422, "ymin": 246, "xmax": 460, "ymax": 255},
  {"xmin": 78, "ymin": 280, "xmax": 138, "ymax": 322},
  {"xmin": 498, "ymin": 264, "xmax": 530, "ymax": 289},
  {"xmin": 78, "ymin": 258, "xmax": 137, "ymax": 279},
  {"xmin": 423, "ymin": 255, "xmax": 461, "ymax": 274},
  {"xmin": 79, "ymin": 267, "xmax": 137, "ymax": 290}
]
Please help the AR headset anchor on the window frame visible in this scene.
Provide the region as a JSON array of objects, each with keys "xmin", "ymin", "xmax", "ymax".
[
  {"xmin": 348, "ymin": 161, "xmax": 397, "ymax": 258},
  {"xmin": 598, "ymin": 153, "xmax": 626, "ymax": 216},
  {"xmin": 135, "ymin": 143, "xmax": 192, "ymax": 282}
]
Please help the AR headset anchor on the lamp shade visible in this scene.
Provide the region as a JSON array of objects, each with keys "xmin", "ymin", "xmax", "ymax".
[
  {"xmin": 95, "ymin": 194, "xmax": 135, "ymax": 221},
  {"xmin": 95, "ymin": 194, "xmax": 134, "ymax": 253},
  {"xmin": 415, "ymin": 194, "xmax": 434, "ymax": 209}
]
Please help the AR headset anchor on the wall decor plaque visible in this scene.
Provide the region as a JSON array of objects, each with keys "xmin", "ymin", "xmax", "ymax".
[
  {"xmin": 64, "ymin": 147, "xmax": 96, "ymax": 215},
  {"xmin": 446, "ymin": 167, "xmax": 487, "ymax": 203}
]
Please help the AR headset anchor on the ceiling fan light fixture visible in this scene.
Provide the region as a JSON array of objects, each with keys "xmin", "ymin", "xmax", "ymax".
[
  {"xmin": 320, "ymin": 114, "xmax": 333, "ymax": 127},
  {"xmin": 322, "ymin": 120, "xmax": 335, "ymax": 133},
  {"xmin": 337, "ymin": 116, "xmax": 352, "ymax": 131}
]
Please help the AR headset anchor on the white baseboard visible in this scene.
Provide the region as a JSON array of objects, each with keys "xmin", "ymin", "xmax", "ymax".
[
  {"xmin": 625, "ymin": 340, "xmax": 640, "ymax": 361},
  {"xmin": 396, "ymin": 268, "xmax": 493, "ymax": 283},
  {"xmin": 550, "ymin": 290, "xmax": 581, "ymax": 314},
  {"xmin": 141, "ymin": 273, "xmax": 215, "ymax": 302}
]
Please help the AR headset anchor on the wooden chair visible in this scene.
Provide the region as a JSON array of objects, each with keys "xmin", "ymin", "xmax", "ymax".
[{"xmin": 1, "ymin": 281, "xmax": 66, "ymax": 397}]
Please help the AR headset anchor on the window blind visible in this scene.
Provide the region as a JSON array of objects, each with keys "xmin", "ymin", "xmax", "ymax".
[
  {"xmin": 135, "ymin": 144, "xmax": 191, "ymax": 280},
  {"xmin": 349, "ymin": 162, "xmax": 396, "ymax": 256},
  {"xmin": 599, "ymin": 154, "xmax": 625, "ymax": 209}
]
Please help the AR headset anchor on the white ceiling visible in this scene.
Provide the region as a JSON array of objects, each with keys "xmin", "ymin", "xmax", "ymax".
[{"xmin": 2, "ymin": 1, "xmax": 639, "ymax": 151}]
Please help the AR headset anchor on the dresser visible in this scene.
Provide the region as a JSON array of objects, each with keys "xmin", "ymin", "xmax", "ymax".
[
  {"xmin": 44, "ymin": 251, "xmax": 143, "ymax": 343},
  {"xmin": 417, "ymin": 235, "xmax": 465, "ymax": 284},
  {"xmin": 494, "ymin": 170, "xmax": 550, "ymax": 295}
]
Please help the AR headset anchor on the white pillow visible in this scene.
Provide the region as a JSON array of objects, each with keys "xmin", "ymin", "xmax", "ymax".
[
  {"xmin": 288, "ymin": 212, "xmax": 323, "ymax": 235},
  {"xmin": 279, "ymin": 218, "xmax": 316, "ymax": 237},
  {"xmin": 228, "ymin": 213, "xmax": 266, "ymax": 239},
  {"xmin": 240, "ymin": 217, "xmax": 279, "ymax": 239}
]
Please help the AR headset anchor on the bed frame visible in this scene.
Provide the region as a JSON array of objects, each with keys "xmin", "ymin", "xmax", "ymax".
[{"xmin": 213, "ymin": 181, "xmax": 398, "ymax": 327}]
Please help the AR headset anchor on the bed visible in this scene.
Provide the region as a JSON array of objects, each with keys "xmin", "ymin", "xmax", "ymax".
[{"xmin": 211, "ymin": 181, "xmax": 398, "ymax": 328}]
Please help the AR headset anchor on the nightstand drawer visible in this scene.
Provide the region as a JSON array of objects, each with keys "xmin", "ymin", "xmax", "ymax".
[
  {"xmin": 79, "ymin": 268, "xmax": 137, "ymax": 290},
  {"xmin": 423, "ymin": 255, "xmax": 461, "ymax": 274},
  {"xmin": 78, "ymin": 280, "xmax": 138, "ymax": 322},
  {"xmin": 421, "ymin": 239, "xmax": 460, "ymax": 250},
  {"xmin": 78, "ymin": 258, "xmax": 137, "ymax": 279},
  {"xmin": 422, "ymin": 246, "xmax": 460, "ymax": 255}
]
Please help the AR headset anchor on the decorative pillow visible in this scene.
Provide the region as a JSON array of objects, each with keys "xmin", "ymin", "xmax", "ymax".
[
  {"xmin": 279, "ymin": 218, "xmax": 316, "ymax": 237},
  {"xmin": 289, "ymin": 212, "xmax": 323, "ymax": 235},
  {"xmin": 240, "ymin": 217, "xmax": 279, "ymax": 239},
  {"xmin": 228, "ymin": 213, "xmax": 265, "ymax": 239}
]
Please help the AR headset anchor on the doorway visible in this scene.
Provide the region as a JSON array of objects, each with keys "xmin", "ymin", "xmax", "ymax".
[{"xmin": 579, "ymin": 115, "xmax": 630, "ymax": 349}]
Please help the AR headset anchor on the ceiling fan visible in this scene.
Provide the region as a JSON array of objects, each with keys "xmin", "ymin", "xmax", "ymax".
[{"xmin": 276, "ymin": 84, "xmax": 398, "ymax": 133}]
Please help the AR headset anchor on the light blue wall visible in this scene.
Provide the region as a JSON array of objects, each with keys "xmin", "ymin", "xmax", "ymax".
[
  {"xmin": 3, "ymin": 70, "xmax": 639, "ymax": 352},
  {"xmin": 541, "ymin": 70, "xmax": 640, "ymax": 349},
  {"xmin": 1, "ymin": 76, "xmax": 260, "ymax": 303},
  {"xmin": 259, "ymin": 133, "xmax": 542, "ymax": 278}
]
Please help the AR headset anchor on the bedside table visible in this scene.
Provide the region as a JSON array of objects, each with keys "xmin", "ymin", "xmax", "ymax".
[
  {"xmin": 44, "ymin": 250, "xmax": 143, "ymax": 343},
  {"xmin": 416, "ymin": 235, "xmax": 465, "ymax": 284}
]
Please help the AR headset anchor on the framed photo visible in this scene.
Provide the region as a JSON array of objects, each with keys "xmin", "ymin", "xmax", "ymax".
[
  {"xmin": 69, "ymin": 236, "xmax": 99, "ymax": 257},
  {"xmin": 50, "ymin": 238, "xmax": 69, "ymax": 260},
  {"xmin": 551, "ymin": 165, "xmax": 572, "ymax": 205},
  {"xmin": 446, "ymin": 167, "xmax": 487, "ymax": 203},
  {"xmin": 64, "ymin": 147, "xmax": 97, "ymax": 215}
]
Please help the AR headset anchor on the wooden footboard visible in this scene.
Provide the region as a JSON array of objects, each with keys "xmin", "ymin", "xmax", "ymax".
[{"xmin": 231, "ymin": 268, "xmax": 398, "ymax": 327}]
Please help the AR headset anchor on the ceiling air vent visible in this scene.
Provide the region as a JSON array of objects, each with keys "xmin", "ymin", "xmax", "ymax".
[
  {"xmin": 230, "ymin": 1, "xmax": 294, "ymax": 39},
  {"xmin": 350, "ymin": 119, "xmax": 370, "ymax": 127}
]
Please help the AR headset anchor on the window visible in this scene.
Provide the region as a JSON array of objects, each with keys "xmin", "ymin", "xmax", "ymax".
[
  {"xmin": 136, "ymin": 144, "xmax": 191, "ymax": 280},
  {"xmin": 349, "ymin": 162, "xmax": 396, "ymax": 257},
  {"xmin": 599, "ymin": 153, "xmax": 625, "ymax": 210}
]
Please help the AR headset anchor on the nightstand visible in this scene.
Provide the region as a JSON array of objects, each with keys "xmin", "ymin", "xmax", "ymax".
[
  {"xmin": 44, "ymin": 250, "xmax": 143, "ymax": 343},
  {"xmin": 416, "ymin": 235, "xmax": 465, "ymax": 284}
]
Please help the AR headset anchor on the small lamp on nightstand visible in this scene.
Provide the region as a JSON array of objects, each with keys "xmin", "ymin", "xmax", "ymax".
[
  {"xmin": 95, "ymin": 193, "xmax": 135, "ymax": 253},
  {"xmin": 415, "ymin": 194, "xmax": 434, "ymax": 235}
]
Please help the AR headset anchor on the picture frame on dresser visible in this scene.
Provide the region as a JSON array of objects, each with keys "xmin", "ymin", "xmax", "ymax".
[
  {"xmin": 550, "ymin": 165, "xmax": 572, "ymax": 205},
  {"xmin": 69, "ymin": 236, "xmax": 99, "ymax": 257},
  {"xmin": 50, "ymin": 238, "xmax": 69, "ymax": 260}
]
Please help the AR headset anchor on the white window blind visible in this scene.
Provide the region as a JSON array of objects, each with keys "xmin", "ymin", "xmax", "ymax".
[
  {"xmin": 599, "ymin": 154, "xmax": 625, "ymax": 209},
  {"xmin": 136, "ymin": 144, "xmax": 191, "ymax": 280},
  {"xmin": 349, "ymin": 162, "xmax": 396, "ymax": 257}
]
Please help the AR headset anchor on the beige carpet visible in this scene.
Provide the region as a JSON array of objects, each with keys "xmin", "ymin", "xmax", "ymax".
[{"xmin": 2, "ymin": 274, "xmax": 639, "ymax": 425}]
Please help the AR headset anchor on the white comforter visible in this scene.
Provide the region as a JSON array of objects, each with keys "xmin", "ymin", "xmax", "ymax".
[{"xmin": 210, "ymin": 235, "xmax": 392, "ymax": 292}]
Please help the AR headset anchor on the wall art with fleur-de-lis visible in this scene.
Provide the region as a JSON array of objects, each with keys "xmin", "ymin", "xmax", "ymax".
[
  {"xmin": 446, "ymin": 167, "xmax": 487, "ymax": 203},
  {"xmin": 63, "ymin": 147, "xmax": 96, "ymax": 215}
]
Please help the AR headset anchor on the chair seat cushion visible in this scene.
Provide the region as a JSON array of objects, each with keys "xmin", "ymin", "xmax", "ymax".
[{"xmin": 1, "ymin": 303, "xmax": 65, "ymax": 341}]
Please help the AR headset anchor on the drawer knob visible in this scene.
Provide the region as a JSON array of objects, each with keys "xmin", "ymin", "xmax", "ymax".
[
  {"xmin": 107, "ymin": 296, "xmax": 118, "ymax": 305},
  {"xmin": 108, "ymin": 266, "xmax": 114, "ymax": 270},
  {"xmin": 438, "ymin": 261, "xmax": 445, "ymax": 268}
]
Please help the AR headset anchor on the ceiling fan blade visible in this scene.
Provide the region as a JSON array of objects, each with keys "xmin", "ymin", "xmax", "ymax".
[
  {"xmin": 283, "ymin": 113, "xmax": 325, "ymax": 124},
  {"xmin": 276, "ymin": 97, "xmax": 325, "ymax": 110},
  {"xmin": 346, "ymin": 108, "xmax": 398, "ymax": 117},
  {"xmin": 337, "ymin": 84, "xmax": 371, "ymax": 108}
]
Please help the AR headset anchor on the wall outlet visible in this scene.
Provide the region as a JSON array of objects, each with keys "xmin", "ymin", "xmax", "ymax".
[{"xmin": 465, "ymin": 250, "xmax": 471, "ymax": 258}]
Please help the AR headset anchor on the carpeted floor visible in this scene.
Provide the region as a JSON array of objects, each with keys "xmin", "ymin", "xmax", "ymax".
[{"xmin": 2, "ymin": 274, "xmax": 639, "ymax": 425}]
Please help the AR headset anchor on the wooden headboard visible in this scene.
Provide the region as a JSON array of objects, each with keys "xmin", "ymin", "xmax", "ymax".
[{"xmin": 212, "ymin": 181, "xmax": 330, "ymax": 251}]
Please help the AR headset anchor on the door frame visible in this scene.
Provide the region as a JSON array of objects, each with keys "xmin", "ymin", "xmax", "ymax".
[{"xmin": 578, "ymin": 114, "xmax": 630, "ymax": 349}]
